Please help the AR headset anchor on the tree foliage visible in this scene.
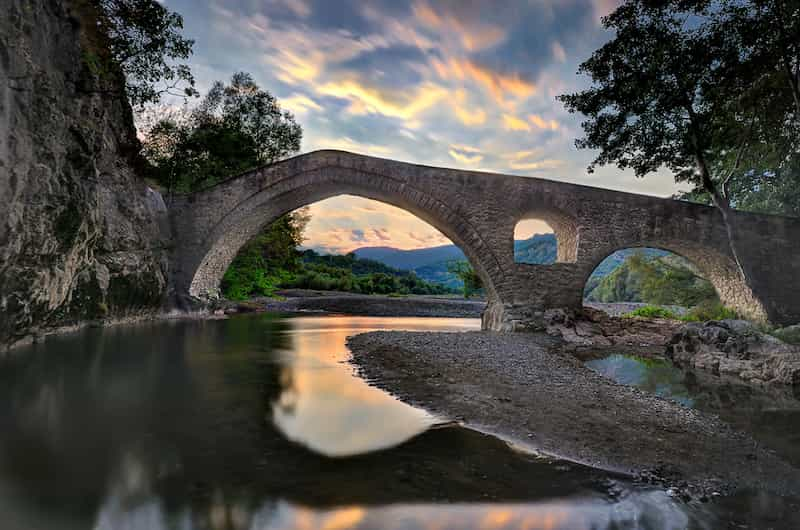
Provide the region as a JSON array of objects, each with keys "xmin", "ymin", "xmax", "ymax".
[
  {"xmin": 94, "ymin": 0, "xmax": 198, "ymax": 108},
  {"xmin": 559, "ymin": 0, "xmax": 800, "ymax": 287},
  {"xmin": 586, "ymin": 251, "xmax": 717, "ymax": 307},
  {"xmin": 221, "ymin": 210, "xmax": 310, "ymax": 300},
  {"xmin": 142, "ymin": 72, "xmax": 302, "ymax": 193},
  {"xmin": 447, "ymin": 261, "xmax": 483, "ymax": 299}
]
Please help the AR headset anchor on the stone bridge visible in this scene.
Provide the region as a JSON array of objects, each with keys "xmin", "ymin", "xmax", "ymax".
[{"xmin": 168, "ymin": 150, "xmax": 800, "ymax": 330}]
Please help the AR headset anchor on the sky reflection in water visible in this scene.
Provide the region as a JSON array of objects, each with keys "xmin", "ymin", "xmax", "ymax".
[{"xmin": 0, "ymin": 315, "xmax": 721, "ymax": 530}]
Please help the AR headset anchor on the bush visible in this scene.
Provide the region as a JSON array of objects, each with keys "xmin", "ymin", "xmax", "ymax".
[
  {"xmin": 623, "ymin": 305, "xmax": 680, "ymax": 319},
  {"xmin": 680, "ymin": 301, "xmax": 739, "ymax": 322},
  {"xmin": 768, "ymin": 326, "xmax": 800, "ymax": 345}
]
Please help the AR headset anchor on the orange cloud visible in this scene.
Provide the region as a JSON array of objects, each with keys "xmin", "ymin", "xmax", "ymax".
[
  {"xmin": 504, "ymin": 150, "xmax": 565, "ymax": 171},
  {"xmin": 529, "ymin": 114, "xmax": 560, "ymax": 130},
  {"xmin": 502, "ymin": 114, "xmax": 531, "ymax": 132},
  {"xmin": 317, "ymin": 79, "xmax": 447, "ymax": 120},
  {"xmin": 451, "ymin": 89, "xmax": 487, "ymax": 126},
  {"xmin": 510, "ymin": 159, "xmax": 565, "ymax": 171},
  {"xmin": 412, "ymin": 1, "xmax": 506, "ymax": 51},
  {"xmin": 281, "ymin": 93, "xmax": 322, "ymax": 115},
  {"xmin": 432, "ymin": 58, "xmax": 536, "ymax": 106}
]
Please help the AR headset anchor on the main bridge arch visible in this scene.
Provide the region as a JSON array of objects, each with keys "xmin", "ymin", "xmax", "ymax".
[
  {"xmin": 169, "ymin": 150, "xmax": 800, "ymax": 329},
  {"xmin": 169, "ymin": 151, "xmax": 508, "ymax": 310}
]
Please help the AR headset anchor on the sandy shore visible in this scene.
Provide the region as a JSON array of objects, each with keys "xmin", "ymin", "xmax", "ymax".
[{"xmin": 347, "ymin": 330, "xmax": 800, "ymax": 497}]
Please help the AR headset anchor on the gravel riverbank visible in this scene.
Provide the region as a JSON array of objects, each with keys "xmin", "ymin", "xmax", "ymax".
[
  {"xmin": 347, "ymin": 330, "xmax": 800, "ymax": 497},
  {"xmin": 253, "ymin": 290, "xmax": 486, "ymax": 318}
]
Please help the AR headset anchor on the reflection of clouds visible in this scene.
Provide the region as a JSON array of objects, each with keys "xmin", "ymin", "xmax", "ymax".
[
  {"xmin": 93, "ymin": 494, "xmax": 691, "ymax": 530},
  {"xmin": 270, "ymin": 319, "xmax": 435, "ymax": 457}
]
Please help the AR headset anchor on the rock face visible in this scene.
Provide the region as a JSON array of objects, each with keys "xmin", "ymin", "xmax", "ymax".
[
  {"xmin": 544, "ymin": 307, "xmax": 681, "ymax": 348},
  {"xmin": 0, "ymin": 0, "xmax": 170, "ymax": 349},
  {"xmin": 666, "ymin": 321, "xmax": 800, "ymax": 385}
]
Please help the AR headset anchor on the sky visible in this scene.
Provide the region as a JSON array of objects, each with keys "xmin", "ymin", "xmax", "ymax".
[{"xmin": 161, "ymin": 0, "xmax": 685, "ymax": 254}]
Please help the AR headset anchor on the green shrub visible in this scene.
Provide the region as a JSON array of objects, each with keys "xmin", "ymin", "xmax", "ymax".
[
  {"xmin": 769, "ymin": 326, "xmax": 800, "ymax": 345},
  {"xmin": 623, "ymin": 305, "xmax": 680, "ymax": 319},
  {"xmin": 680, "ymin": 301, "xmax": 739, "ymax": 322}
]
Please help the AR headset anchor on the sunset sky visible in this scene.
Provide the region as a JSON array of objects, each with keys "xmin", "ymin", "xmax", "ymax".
[{"xmin": 162, "ymin": 0, "xmax": 684, "ymax": 253}]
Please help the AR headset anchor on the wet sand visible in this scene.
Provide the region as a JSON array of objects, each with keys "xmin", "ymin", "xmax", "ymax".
[{"xmin": 348, "ymin": 330, "xmax": 800, "ymax": 497}]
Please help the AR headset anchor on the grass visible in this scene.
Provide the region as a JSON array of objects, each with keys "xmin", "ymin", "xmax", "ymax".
[
  {"xmin": 768, "ymin": 326, "xmax": 800, "ymax": 345},
  {"xmin": 623, "ymin": 301, "xmax": 739, "ymax": 322},
  {"xmin": 623, "ymin": 305, "xmax": 681, "ymax": 319}
]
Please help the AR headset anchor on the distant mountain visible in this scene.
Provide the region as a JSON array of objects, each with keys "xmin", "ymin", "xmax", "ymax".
[
  {"xmin": 354, "ymin": 237, "xmax": 671, "ymax": 293},
  {"xmin": 352, "ymin": 244, "xmax": 465, "ymax": 270},
  {"xmin": 514, "ymin": 233, "xmax": 557, "ymax": 264}
]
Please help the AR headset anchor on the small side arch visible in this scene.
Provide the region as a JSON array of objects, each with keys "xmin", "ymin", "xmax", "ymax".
[
  {"xmin": 581, "ymin": 241, "xmax": 769, "ymax": 322},
  {"xmin": 513, "ymin": 206, "xmax": 579, "ymax": 264}
]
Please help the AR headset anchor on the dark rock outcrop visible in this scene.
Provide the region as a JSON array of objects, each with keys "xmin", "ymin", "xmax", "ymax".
[
  {"xmin": 0, "ymin": 0, "xmax": 171, "ymax": 349},
  {"xmin": 544, "ymin": 307, "xmax": 681, "ymax": 348},
  {"xmin": 666, "ymin": 320, "xmax": 800, "ymax": 385}
]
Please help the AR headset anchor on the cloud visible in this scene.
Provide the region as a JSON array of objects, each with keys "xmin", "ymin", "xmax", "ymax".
[
  {"xmin": 529, "ymin": 114, "xmax": 560, "ymax": 131},
  {"xmin": 372, "ymin": 228, "xmax": 391, "ymax": 241},
  {"xmin": 503, "ymin": 149, "xmax": 565, "ymax": 172},
  {"xmin": 412, "ymin": 0, "xmax": 507, "ymax": 51},
  {"xmin": 448, "ymin": 144, "xmax": 484, "ymax": 165},
  {"xmin": 350, "ymin": 229, "xmax": 366, "ymax": 242},
  {"xmin": 268, "ymin": 0, "xmax": 311, "ymax": 18},
  {"xmin": 432, "ymin": 57, "xmax": 536, "ymax": 107},
  {"xmin": 502, "ymin": 113, "xmax": 531, "ymax": 132},
  {"xmin": 510, "ymin": 158, "xmax": 565, "ymax": 171},
  {"xmin": 281, "ymin": 93, "xmax": 323, "ymax": 115},
  {"xmin": 317, "ymin": 79, "xmax": 447, "ymax": 120},
  {"xmin": 551, "ymin": 41, "xmax": 567, "ymax": 63},
  {"xmin": 309, "ymin": 135, "xmax": 393, "ymax": 155}
]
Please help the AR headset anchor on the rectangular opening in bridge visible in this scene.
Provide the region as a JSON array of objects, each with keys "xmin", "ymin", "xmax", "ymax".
[{"xmin": 513, "ymin": 219, "xmax": 557, "ymax": 264}]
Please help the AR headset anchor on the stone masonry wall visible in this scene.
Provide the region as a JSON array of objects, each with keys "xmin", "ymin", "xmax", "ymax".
[{"xmin": 171, "ymin": 151, "xmax": 800, "ymax": 330}]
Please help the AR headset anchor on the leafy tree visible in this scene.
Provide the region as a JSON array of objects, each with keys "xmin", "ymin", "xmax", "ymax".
[
  {"xmin": 220, "ymin": 209, "xmax": 310, "ymax": 300},
  {"xmin": 142, "ymin": 72, "xmax": 302, "ymax": 193},
  {"xmin": 558, "ymin": 1, "xmax": 799, "ymax": 287},
  {"xmin": 140, "ymin": 73, "xmax": 303, "ymax": 300},
  {"xmin": 94, "ymin": 0, "xmax": 198, "ymax": 108},
  {"xmin": 447, "ymin": 261, "xmax": 483, "ymax": 299},
  {"xmin": 627, "ymin": 253, "xmax": 716, "ymax": 307}
]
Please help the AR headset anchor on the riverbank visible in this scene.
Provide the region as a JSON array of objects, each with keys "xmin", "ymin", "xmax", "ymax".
[
  {"xmin": 244, "ymin": 289, "xmax": 486, "ymax": 318},
  {"xmin": 347, "ymin": 330, "xmax": 800, "ymax": 498}
]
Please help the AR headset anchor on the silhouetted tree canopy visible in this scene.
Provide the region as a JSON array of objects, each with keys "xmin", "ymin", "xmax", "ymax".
[
  {"xmin": 94, "ymin": 0, "xmax": 198, "ymax": 108},
  {"xmin": 142, "ymin": 72, "xmax": 302, "ymax": 193}
]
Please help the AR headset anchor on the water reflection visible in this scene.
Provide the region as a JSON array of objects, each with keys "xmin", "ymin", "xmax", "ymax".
[
  {"xmin": 0, "ymin": 315, "xmax": 766, "ymax": 529},
  {"xmin": 587, "ymin": 352, "xmax": 800, "ymax": 469},
  {"xmin": 270, "ymin": 316, "xmax": 466, "ymax": 457},
  {"xmin": 586, "ymin": 354, "xmax": 694, "ymax": 407}
]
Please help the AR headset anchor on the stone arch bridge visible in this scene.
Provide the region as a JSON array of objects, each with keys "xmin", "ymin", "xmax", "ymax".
[{"xmin": 169, "ymin": 150, "xmax": 800, "ymax": 330}]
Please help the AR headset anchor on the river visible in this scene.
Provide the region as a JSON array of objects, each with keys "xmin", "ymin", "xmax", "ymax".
[{"xmin": 0, "ymin": 314, "xmax": 793, "ymax": 529}]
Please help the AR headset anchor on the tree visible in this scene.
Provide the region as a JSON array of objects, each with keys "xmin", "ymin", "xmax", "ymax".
[
  {"xmin": 220, "ymin": 209, "xmax": 310, "ymax": 300},
  {"xmin": 558, "ymin": 1, "xmax": 799, "ymax": 286},
  {"xmin": 94, "ymin": 0, "xmax": 198, "ymax": 108},
  {"xmin": 447, "ymin": 261, "xmax": 483, "ymax": 299},
  {"xmin": 142, "ymin": 72, "xmax": 302, "ymax": 194},
  {"xmin": 140, "ymin": 72, "xmax": 304, "ymax": 300}
]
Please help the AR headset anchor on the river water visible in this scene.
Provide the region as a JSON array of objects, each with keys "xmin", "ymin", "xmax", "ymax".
[{"xmin": 0, "ymin": 314, "xmax": 794, "ymax": 529}]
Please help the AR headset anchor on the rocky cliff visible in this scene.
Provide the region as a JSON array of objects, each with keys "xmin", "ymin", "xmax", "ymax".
[{"xmin": 0, "ymin": 0, "xmax": 171, "ymax": 349}]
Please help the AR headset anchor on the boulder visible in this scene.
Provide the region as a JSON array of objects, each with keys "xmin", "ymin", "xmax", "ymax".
[{"xmin": 666, "ymin": 320, "xmax": 800, "ymax": 385}]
